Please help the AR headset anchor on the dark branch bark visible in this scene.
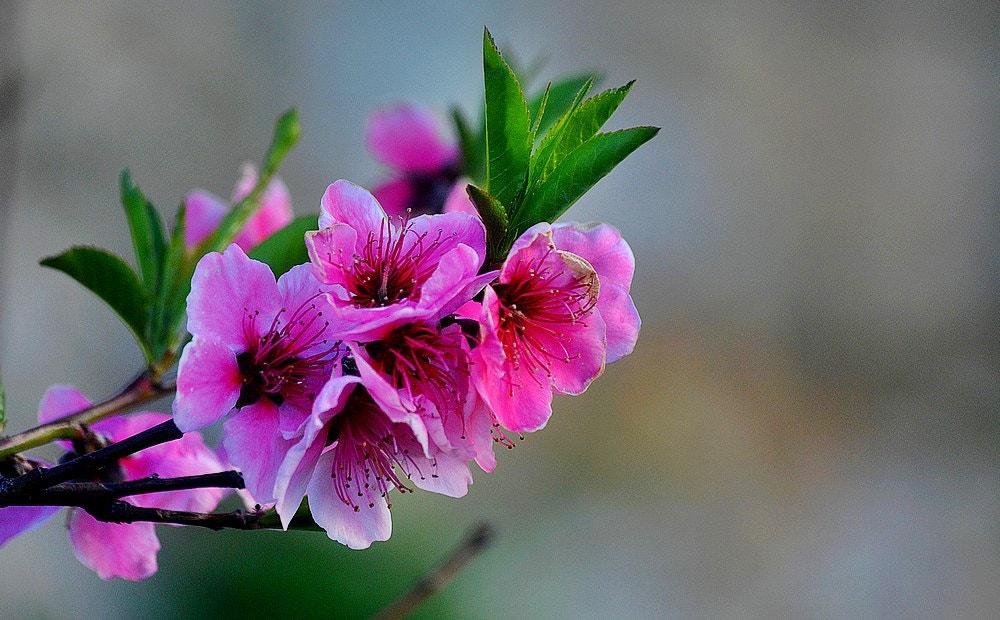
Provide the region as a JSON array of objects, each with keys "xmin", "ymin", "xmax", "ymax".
[
  {"xmin": 82, "ymin": 500, "xmax": 270, "ymax": 531},
  {"xmin": 1, "ymin": 471, "xmax": 245, "ymax": 507},
  {"xmin": 3, "ymin": 419, "xmax": 183, "ymax": 497}
]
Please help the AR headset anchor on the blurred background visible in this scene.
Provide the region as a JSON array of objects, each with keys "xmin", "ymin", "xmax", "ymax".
[{"xmin": 1, "ymin": 1, "xmax": 997, "ymax": 618}]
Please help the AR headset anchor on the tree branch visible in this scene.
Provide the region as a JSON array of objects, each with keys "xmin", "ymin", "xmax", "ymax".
[
  {"xmin": 374, "ymin": 522, "xmax": 496, "ymax": 620},
  {"xmin": 1, "ymin": 471, "xmax": 245, "ymax": 507},
  {"xmin": 2, "ymin": 419, "xmax": 182, "ymax": 497},
  {"xmin": 82, "ymin": 500, "xmax": 270, "ymax": 531},
  {"xmin": 0, "ymin": 373, "xmax": 175, "ymax": 459}
]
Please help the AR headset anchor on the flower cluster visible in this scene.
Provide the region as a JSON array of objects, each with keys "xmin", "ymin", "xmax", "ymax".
[{"xmin": 174, "ymin": 176, "xmax": 639, "ymax": 548}]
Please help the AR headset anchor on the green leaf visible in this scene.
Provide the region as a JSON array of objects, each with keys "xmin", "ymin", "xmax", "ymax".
[
  {"xmin": 120, "ymin": 169, "xmax": 167, "ymax": 293},
  {"xmin": 41, "ymin": 247, "xmax": 153, "ymax": 363},
  {"xmin": 204, "ymin": 108, "xmax": 301, "ymax": 253},
  {"xmin": 530, "ymin": 80, "xmax": 633, "ymax": 190},
  {"xmin": 483, "ymin": 28, "xmax": 531, "ymax": 210},
  {"xmin": 149, "ymin": 202, "xmax": 193, "ymax": 358},
  {"xmin": 256, "ymin": 497, "xmax": 325, "ymax": 532},
  {"xmin": 451, "ymin": 106, "xmax": 484, "ymax": 183},
  {"xmin": 526, "ymin": 73, "xmax": 598, "ymax": 143},
  {"xmin": 466, "ymin": 184, "xmax": 509, "ymax": 266},
  {"xmin": 513, "ymin": 126, "xmax": 659, "ymax": 236},
  {"xmin": 248, "ymin": 215, "xmax": 315, "ymax": 276}
]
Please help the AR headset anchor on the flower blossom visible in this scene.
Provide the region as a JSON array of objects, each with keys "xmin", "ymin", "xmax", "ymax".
[
  {"xmin": 0, "ymin": 385, "xmax": 225, "ymax": 580},
  {"xmin": 367, "ymin": 102, "xmax": 463, "ymax": 218},
  {"xmin": 184, "ymin": 164, "xmax": 293, "ymax": 250},
  {"xmin": 472, "ymin": 223, "xmax": 608, "ymax": 433},
  {"xmin": 305, "ymin": 180, "xmax": 495, "ymax": 341},
  {"xmin": 273, "ymin": 374, "xmax": 474, "ymax": 549},
  {"xmin": 173, "ymin": 244, "xmax": 342, "ymax": 504}
]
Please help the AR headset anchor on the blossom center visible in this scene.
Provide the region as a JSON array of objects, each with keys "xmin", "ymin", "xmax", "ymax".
[
  {"xmin": 236, "ymin": 295, "xmax": 339, "ymax": 409},
  {"xmin": 492, "ymin": 247, "xmax": 599, "ymax": 390},
  {"xmin": 326, "ymin": 388, "xmax": 417, "ymax": 511},
  {"xmin": 348, "ymin": 220, "xmax": 445, "ymax": 308},
  {"xmin": 364, "ymin": 322, "xmax": 471, "ymax": 420}
]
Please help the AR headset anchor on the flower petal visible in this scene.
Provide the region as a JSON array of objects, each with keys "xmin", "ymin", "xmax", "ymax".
[
  {"xmin": 318, "ymin": 180, "xmax": 386, "ymax": 233},
  {"xmin": 173, "ymin": 336, "xmax": 242, "ymax": 432},
  {"xmin": 0, "ymin": 505, "xmax": 59, "ymax": 548},
  {"xmin": 183, "ymin": 190, "xmax": 228, "ymax": 249},
  {"xmin": 366, "ymin": 102, "xmax": 458, "ymax": 173},
  {"xmin": 307, "ymin": 450, "xmax": 392, "ymax": 549},
  {"xmin": 372, "ymin": 178, "xmax": 416, "ymax": 220},
  {"xmin": 186, "ymin": 244, "xmax": 282, "ymax": 346},
  {"xmin": 37, "ymin": 384, "xmax": 92, "ymax": 425},
  {"xmin": 222, "ymin": 401, "xmax": 290, "ymax": 505},
  {"xmin": 68, "ymin": 510, "xmax": 160, "ymax": 581}
]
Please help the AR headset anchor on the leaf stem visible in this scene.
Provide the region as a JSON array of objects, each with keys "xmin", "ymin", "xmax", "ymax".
[{"xmin": 0, "ymin": 373, "xmax": 174, "ymax": 460}]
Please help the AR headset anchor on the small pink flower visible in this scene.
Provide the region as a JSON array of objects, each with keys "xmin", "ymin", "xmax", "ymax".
[
  {"xmin": 367, "ymin": 102, "xmax": 462, "ymax": 218},
  {"xmin": 274, "ymin": 376, "xmax": 473, "ymax": 549},
  {"xmin": 184, "ymin": 164, "xmax": 293, "ymax": 250},
  {"xmin": 305, "ymin": 180, "xmax": 496, "ymax": 341},
  {"xmin": 173, "ymin": 245, "xmax": 343, "ymax": 504},
  {"xmin": 0, "ymin": 385, "xmax": 226, "ymax": 580},
  {"xmin": 473, "ymin": 224, "xmax": 607, "ymax": 433}
]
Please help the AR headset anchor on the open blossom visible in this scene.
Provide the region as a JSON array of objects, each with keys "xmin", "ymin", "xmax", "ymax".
[
  {"xmin": 473, "ymin": 223, "xmax": 607, "ymax": 433},
  {"xmin": 184, "ymin": 163, "xmax": 293, "ymax": 250},
  {"xmin": 173, "ymin": 244, "xmax": 342, "ymax": 504},
  {"xmin": 274, "ymin": 374, "xmax": 473, "ymax": 549},
  {"xmin": 0, "ymin": 386, "xmax": 225, "ymax": 580},
  {"xmin": 305, "ymin": 180, "xmax": 495, "ymax": 341},
  {"xmin": 367, "ymin": 102, "xmax": 463, "ymax": 218}
]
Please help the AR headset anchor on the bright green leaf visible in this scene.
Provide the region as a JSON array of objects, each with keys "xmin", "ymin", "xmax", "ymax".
[
  {"xmin": 483, "ymin": 28, "xmax": 531, "ymax": 210},
  {"xmin": 466, "ymin": 184, "xmax": 509, "ymax": 266},
  {"xmin": 513, "ymin": 126, "xmax": 659, "ymax": 237},
  {"xmin": 248, "ymin": 215, "xmax": 316, "ymax": 276},
  {"xmin": 120, "ymin": 169, "xmax": 167, "ymax": 293},
  {"xmin": 530, "ymin": 80, "xmax": 634, "ymax": 190},
  {"xmin": 41, "ymin": 247, "xmax": 153, "ymax": 363},
  {"xmin": 527, "ymin": 73, "xmax": 598, "ymax": 143}
]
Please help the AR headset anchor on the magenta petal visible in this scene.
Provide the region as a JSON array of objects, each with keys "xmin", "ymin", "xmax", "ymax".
[
  {"xmin": 37, "ymin": 384, "xmax": 92, "ymax": 425},
  {"xmin": 222, "ymin": 401, "xmax": 290, "ymax": 504},
  {"xmin": 318, "ymin": 180, "xmax": 386, "ymax": 232},
  {"xmin": 305, "ymin": 225, "xmax": 359, "ymax": 291},
  {"xmin": 406, "ymin": 211, "xmax": 486, "ymax": 266},
  {"xmin": 366, "ymin": 102, "xmax": 459, "ymax": 173},
  {"xmin": 397, "ymin": 433, "xmax": 472, "ymax": 498},
  {"xmin": 234, "ymin": 175, "xmax": 293, "ymax": 251},
  {"xmin": 442, "ymin": 179, "xmax": 477, "ymax": 216},
  {"xmin": 272, "ymin": 426, "xmax": 327, "ymax": 529},
  {"xmin": 183, "ymin": 190, "xmax": 228, "ymax": 249},
  {"xmin": 68, "ymin": 510, "xmax": 159, "ymax": 581},
  {"xmin": 173, "ymin": 336, "xmax": 242, "ymax": 432},
  {"xmin": 545, "ymin": 309, "xmax": 606, "ymax": 395},
  {"xmin": 307, "ymin": 451, "xmax": 391, "ymax": 549},
  {"xmin": 591, "ymin": 281, "xmax": 640, "ymax": 363},
  {"xmin": 372, "ymin": 178, "xmax": 416, "ymax": 220},
  {"xmin": 0, "ymin": 505, "xmax": 59, "ymax": 547},
  {"xmin": 186, "ymin": 244, "xmax": 282, "ymax": 346},
  {"xmin": 350, "ymin": 345, "xmax": 431, "ymax": 454}
]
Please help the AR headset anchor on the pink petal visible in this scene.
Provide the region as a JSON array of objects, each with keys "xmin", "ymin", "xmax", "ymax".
[
  {"xmin": 405, "ymin": 211, "xmax": 487, "ymax": 267},
  {"xmin": 68, "ymin": 510, "xmax": 159, "ymax": 581},
  {"xmin": 545, "ymin": 306, "xmax": 606, "ymax": 395},
  {"xmin": 305, "ymin": 224, "xmax": 360, "ymax": 291},
  {"xmin": 371, "ymin": 178, "xmax": 416, "ymax": 220},
  {"xmin": 183, "ymin": 190, "xmax": 228, "ymax": 249},
  {"xmin": 318, "ymin": 180, "xmax": 386, "ymax": 233},
  {"xmin": 37, "ymin": 384, "xmax": 92, "ymax": 425},
  {"xmin": 442, "ymin": 179, "xmax": 478, "ymax": 216},
  {"xmin": 233, "ymin": 169, "xmax": 294, "ymax": 250},
  {"xmin": 186, "ymin": 244, "xmax": 282, "ymax": 347},
  {"xmin": 222, "ymin": 401, "xmax": 291, "ymax": 504},
  {"xmin": 396, "ymin": 432, "xmax": 472, "ymax": 498},
  {"xmin": 173, "ymin": 336, "xmax": 242, "ymax": 432},
  {"xmin": 366, "ymin": 102, "xmax": 458, "ymax": 173},
  {"xmin": 0, "ymin": 505, "xmax": 59, "ymax": 547},
  {"xmin": 552, "ymin": 222, "xmax": 639, "ymax": 362},
  {"xmin": 350, "ymin": 344, "xmax": 431, "ymax": 454},
  {"xmin": 307, "ymin": 450, "xmax": 391, "ymax": 549}
]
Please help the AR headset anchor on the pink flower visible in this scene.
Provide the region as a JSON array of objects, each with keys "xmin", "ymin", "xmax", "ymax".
[
  {"xmin": 367, "ymin": 102, "xmax": 462, "ymax": 218},
  {"xmin": 550, "ymin": 222, "xmax": 640, "ymax": 363},
  {"xmin": 305, "ymin": 180, "xmax": 495, "ymax": 341},
  {"xmin": 473, "ymin": 224, "xmax": 607, "ymax": 433},
  {"xmin": 184, "ymin": 164, "xmax": 293, "ymax": 250},
  {"xmin": 273, "ymin": 376, "xmax": 473, "ymax": 549},
  {"xmin": 173, "ymin": 244, "xmax": 342, "ymax": 504},
  {"xmin": 0, "ymin": 385, "xmax": 225, "ymax": 580}
]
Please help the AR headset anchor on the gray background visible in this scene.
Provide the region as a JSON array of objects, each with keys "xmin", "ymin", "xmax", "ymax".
[{"xmin": 1, "ymin": 2, "xmax": 997, "ymax": 618}]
